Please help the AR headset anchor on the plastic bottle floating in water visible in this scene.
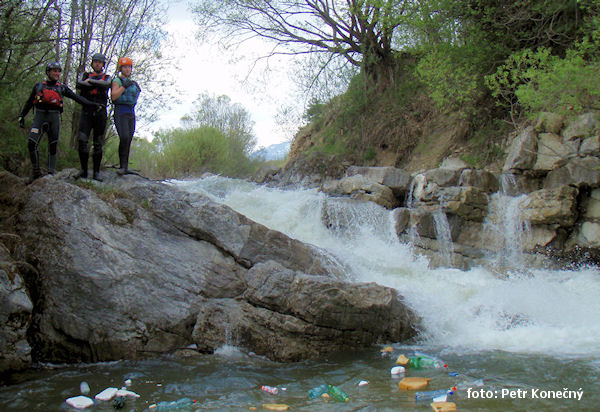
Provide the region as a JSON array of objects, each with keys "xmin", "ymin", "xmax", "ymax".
[
  {"xmin": 148, "ymin": 398, "xmax": 197, "ymax": 411},
  {"xmin": 261, "ymin": 385, "xmax": 279, "ymax": 395},
  {"xmin": 328, "ymin": 385, "xmax": 350, "ymax": 402},
  {"xmin": 397, "ymin": 352, "xmax": 447, "ymax": 369},
  {"xmin": 415, "ymin": 388, "xmax": 454, "ymax": 402},
  {"xmin": 308, "ymin": 384, "xmax": 331, "ymax": 399}
]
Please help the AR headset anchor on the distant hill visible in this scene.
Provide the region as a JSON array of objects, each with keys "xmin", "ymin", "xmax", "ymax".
[{"xmin": 252, "ymin": 142, "xmax": 290, "ymax": 161}]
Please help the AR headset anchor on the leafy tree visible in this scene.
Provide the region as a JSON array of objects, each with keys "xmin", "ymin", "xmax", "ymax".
[
  {"xmin": 192, "ymin": 0, "xmax": 419, "ymax": 89},
  {"xmin": 181, "ymin": 93, "xmax": 257, "ymax": 175}
]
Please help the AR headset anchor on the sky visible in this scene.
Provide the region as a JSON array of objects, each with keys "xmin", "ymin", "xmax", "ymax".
[{"xmin": 147, "ymin": 1, "xmax": 302, "ymax": 148}]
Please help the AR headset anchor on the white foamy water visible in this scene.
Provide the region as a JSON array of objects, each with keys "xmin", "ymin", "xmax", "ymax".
[{"xmin": 173, "ymin": 176, "xmax": 600, "ymax": 356}]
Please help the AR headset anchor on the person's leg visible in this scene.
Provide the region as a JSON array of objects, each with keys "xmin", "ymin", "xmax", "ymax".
[
  {"xmin": 77, "ymin": 112, "xmax": 93, "ymax": 178},
  {"xmin": 122, "ymin": 113, "xmax": 135, "ymax": 173},
  {"xmin": 115, "ymin": 111, "xmax": 132, "ymax": 174},
  {"xmin": 27, "ymin": 112, "xmax": 45, "ymax": 180},
  {"xmin": 91, "ymin": 110, "xmax": 107, "ymax": 180},
  {"xmin": 46, "ymin": 112, "xmax": 60, "ymax": 174}
]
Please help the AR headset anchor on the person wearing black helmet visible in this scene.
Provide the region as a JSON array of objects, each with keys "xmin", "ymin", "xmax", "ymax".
[
  {"xmin": 75, "ymin": 53, "xmax": 112, "ymax": 181},
  {"xmin": 18, "ymin": 61, "xmax": 102, "ymax": 183}
]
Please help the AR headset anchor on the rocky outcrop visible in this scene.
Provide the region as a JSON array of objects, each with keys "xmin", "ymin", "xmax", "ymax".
[
  {"xmin": 321, "ymin": 174, "xmax": 398, "ymax": 209},
  {"xmin": 0, "ymin": 171, "xmax": 417, "ymax": 370},
  {"xmin": 0, "ymin": 243, "xmax": 32, "ymax": 377},
  {"xmin": 289, "ymin": 112, "xmax": 600, "ymax": 270}
]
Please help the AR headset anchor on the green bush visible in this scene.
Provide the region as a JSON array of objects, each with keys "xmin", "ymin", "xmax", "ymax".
[
  {"xmin": 516, "ymin": 50, "xmax": 600, "ymax": 115},
  {"xmin": 416, "ymin": 44, "xmax": 487, "ymax": 117}
]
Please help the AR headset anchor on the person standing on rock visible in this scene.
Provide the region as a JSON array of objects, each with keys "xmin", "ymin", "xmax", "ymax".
[
  {"xmin": 111, "ymin": 57, "xmax": 141, "ymax": 175},
  {"xmin": 18, "ymin": 61, "xmax": 102, "ymax": 183},
  {"xmin": 75, "ymin": 53, "xmax": 112, "ymax": 181}
]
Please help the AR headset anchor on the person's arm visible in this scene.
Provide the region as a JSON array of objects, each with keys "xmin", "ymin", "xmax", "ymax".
[
  {"xmin": 88, "ymin": 74, "xmax": 112, "ymax": 89},
  {"xmin": 62, "ymin": 85, "xmax": 100, "ymax": 107},
  {"xmin": 76, "ymin": 72, "xmax": 91, "ymax": 90},
  {"xmin": 19, "ymin": 84, "xmax": 38, "ymax": 119},
  {"xmin": 111, "ymin": 78, "xmax": 125, "ymax": 101}
]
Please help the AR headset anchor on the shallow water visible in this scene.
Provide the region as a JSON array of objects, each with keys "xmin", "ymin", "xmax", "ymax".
[
  {"xmin": 1, "ymin": 346, "xmax": 597, "ymax": 411},
  {"xmin": 1, "ymin": 176, "xmax": 598, "ymax": 411}
]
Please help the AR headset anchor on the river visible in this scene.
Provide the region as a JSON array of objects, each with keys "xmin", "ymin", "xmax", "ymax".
[{"xmin": 1, "ymin": 175, "xmax": 599, "ymax": 411}]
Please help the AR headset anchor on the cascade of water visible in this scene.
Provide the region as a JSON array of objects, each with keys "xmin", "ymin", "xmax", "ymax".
[
  {"xmin": 173, "ymin": 176, "xmax": 600, "ymax": 356},
  {"xmin": 485, "ymin": 173, "xmax": 531, "ymax": 269},
  {"xmin": 432, "ymin": 208, "xmax": 454, "ymax": 267}
]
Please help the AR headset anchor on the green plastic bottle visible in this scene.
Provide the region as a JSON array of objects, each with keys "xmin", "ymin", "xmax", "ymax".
[
  {"xmin": 328, "ymin": 385, "xmax": 350, "ymax": 402},
  {"xmin": 408, "ymin": 355, "xmax": 445, "ymax": 369}
]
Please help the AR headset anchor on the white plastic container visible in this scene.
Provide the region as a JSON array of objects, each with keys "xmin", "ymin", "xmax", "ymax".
[{"xmin": 66, "ymin": 395, "xmax": 94, "ymax": 409}]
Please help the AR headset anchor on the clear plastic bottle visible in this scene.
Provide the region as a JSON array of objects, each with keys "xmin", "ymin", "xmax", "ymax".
[
  {"xmin": 328, "ymin": 385, "xmax": 350, "ymax": 402},
  {"xmin": 308, "ymin": 384, "xmax": 331, "ymax": 399},
  {"xmin": 415, "ymin": 389, "xmax": 454, "ymax": 402},
  {"xmin": 150, "ymin": 398, "xmax": 196, "ymax": 411},
  {"xmin": 261, "ymin": 385, "xmax": 279, "ymax": 395}
]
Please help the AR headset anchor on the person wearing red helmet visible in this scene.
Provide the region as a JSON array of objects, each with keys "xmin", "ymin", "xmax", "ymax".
[
  {"xmin": 18, "ymin": 61, "xmax": 102, "ymax": 183},
  {"xmin": 76, "ymin": 53, "xmax": 112, "ymax": 181},
  {"xmin": 111, "ymin": 56, "xmax": 141, "ymax": 175}
]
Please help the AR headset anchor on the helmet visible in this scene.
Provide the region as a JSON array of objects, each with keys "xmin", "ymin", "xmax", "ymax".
[
  {"xmin": 45, "ymin": 61, "xmax": 62, "ymax": 73},
  {"xmin": 91, "ymin": 53, "xmax": 106, "ymax": 64},
  {"xmin": 118, "ymin": 57, "xmax": 133, "ymax": 70}
]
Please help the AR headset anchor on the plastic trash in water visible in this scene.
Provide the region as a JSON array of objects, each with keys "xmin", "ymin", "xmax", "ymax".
[
  {"xmin": 308, "ymin": 384, "xmax": 331, "ymax": 399},
  {"xmin": 358, "ymin": 380, "xmax": 369, "ymax": 387},
  {"xmin": 415, "ymin": 388, "xmax": 454, "ymax": 402},
  {"xmin": 262, "ymin": 404, "xmax": 290, "ymax": 411},
  {"xmin": 65, "ymin": 395, "xmax": 94, "ymax": 409},
  {"xmin": 148, "ymin": 398, "xmax": 197, "ymax": 411},
  {"xmin": 261, "ymin": 385, "xmax": 279, "ymax": 395},
  {"xmin": 124, "ymin": 378, "xmax": 133, "ymax": 387},
  {"xmin": 94, "ymin": 387, "xmax": 118, "ymax": 401},
  {"xmin": 391, "ymin": 366, "xmax": 406, "ymax": 376},
  {"xmin": 408, "ymin": 352, "xmax": 447, "ymax": 369},
  {"xmin": 116, "ymin": 388, "xmax": 140, "ymax": 398},
  {"xmin": 79, "ymin": 381, "xmax": 90, "ymax": 394},
  {"xmin": 328, "ymin": 385, "xmax": 350, "ymax": 402}
]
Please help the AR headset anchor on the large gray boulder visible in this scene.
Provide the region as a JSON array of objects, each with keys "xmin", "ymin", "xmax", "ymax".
[
  {"xmin": 544, "ymin": 157, "xmax": 600, "ymax": 189},
  {"xmin": 193, "ymin": 261, "xmax": 416, "ymax": 361},
  {"xmin": 321, "ymin": 174, "xmax": 399, "ymax": 209},
  {"xmin": 5, "ymin": 173, "xmax": 416, "ymax": 364},
  {"xmin": 345, "ymin": 166, "xmax": 412, "ymax": 198},
  {"xmin": 503, "ymin": 126, "xmax": 538, "ymax": 172},
  {"xmin": 0, "ymin": 243, "xmax": 32, "ymax": 375}
]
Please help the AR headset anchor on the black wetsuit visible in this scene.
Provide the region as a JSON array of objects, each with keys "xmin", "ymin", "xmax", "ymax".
[
  {"xmin": 20, "ymin": 79, "xmax": 97, "ymax": 178},
  {"xmin": 76, "ymin": 71, "xmax": 111, "ymax": 177}
]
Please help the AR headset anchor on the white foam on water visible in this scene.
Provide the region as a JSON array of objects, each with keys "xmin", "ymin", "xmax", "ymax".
[{"xmin": 173, "ymin": 177, "xmax": 600, "ymax": 356}]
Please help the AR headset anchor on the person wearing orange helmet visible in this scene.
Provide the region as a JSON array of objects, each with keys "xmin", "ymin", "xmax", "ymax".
[{"xmin": 111, "ymin": 56, "xmax": 141, "ymax": 175}]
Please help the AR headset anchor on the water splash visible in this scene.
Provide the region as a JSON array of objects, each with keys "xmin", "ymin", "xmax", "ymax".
[{"xmin": 173, "ymin": 176, "xmax": 600, "ymax": 356}]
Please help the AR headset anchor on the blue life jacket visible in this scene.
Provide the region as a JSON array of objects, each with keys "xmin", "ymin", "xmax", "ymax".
[{"xmin": 113, "ymin": 77, "xmax": 140, "ymax": 106}]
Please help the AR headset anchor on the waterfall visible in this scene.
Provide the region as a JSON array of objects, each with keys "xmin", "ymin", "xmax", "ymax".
[
  {"xmin": 172, "ymin": 176, "xmax": 600, "ymax": 356},
  {"xmin": 485, "ymin": 173, "xmax": 530, "ymax": 269},
  {"xmin": 432, "ymin": 208, "xmax": 454, "ymax": 267}
]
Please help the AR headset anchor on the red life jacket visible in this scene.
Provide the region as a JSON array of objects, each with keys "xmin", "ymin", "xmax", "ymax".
[
  {"xmin": 33, "ymin": 81, "xmax": 64, "ymax": 109},
  {"xmin": 87, "ymin": 73, "xmax": 108, "ymax": 96}
]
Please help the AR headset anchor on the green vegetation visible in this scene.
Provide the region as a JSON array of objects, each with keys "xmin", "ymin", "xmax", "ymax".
[
  {"xmin": 3, "ymin": 1, "xmax": 599, "ymax": 179},
  {"xmin": 286, "ymin": 0, "xmax": 600, "ymax": 169}
]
